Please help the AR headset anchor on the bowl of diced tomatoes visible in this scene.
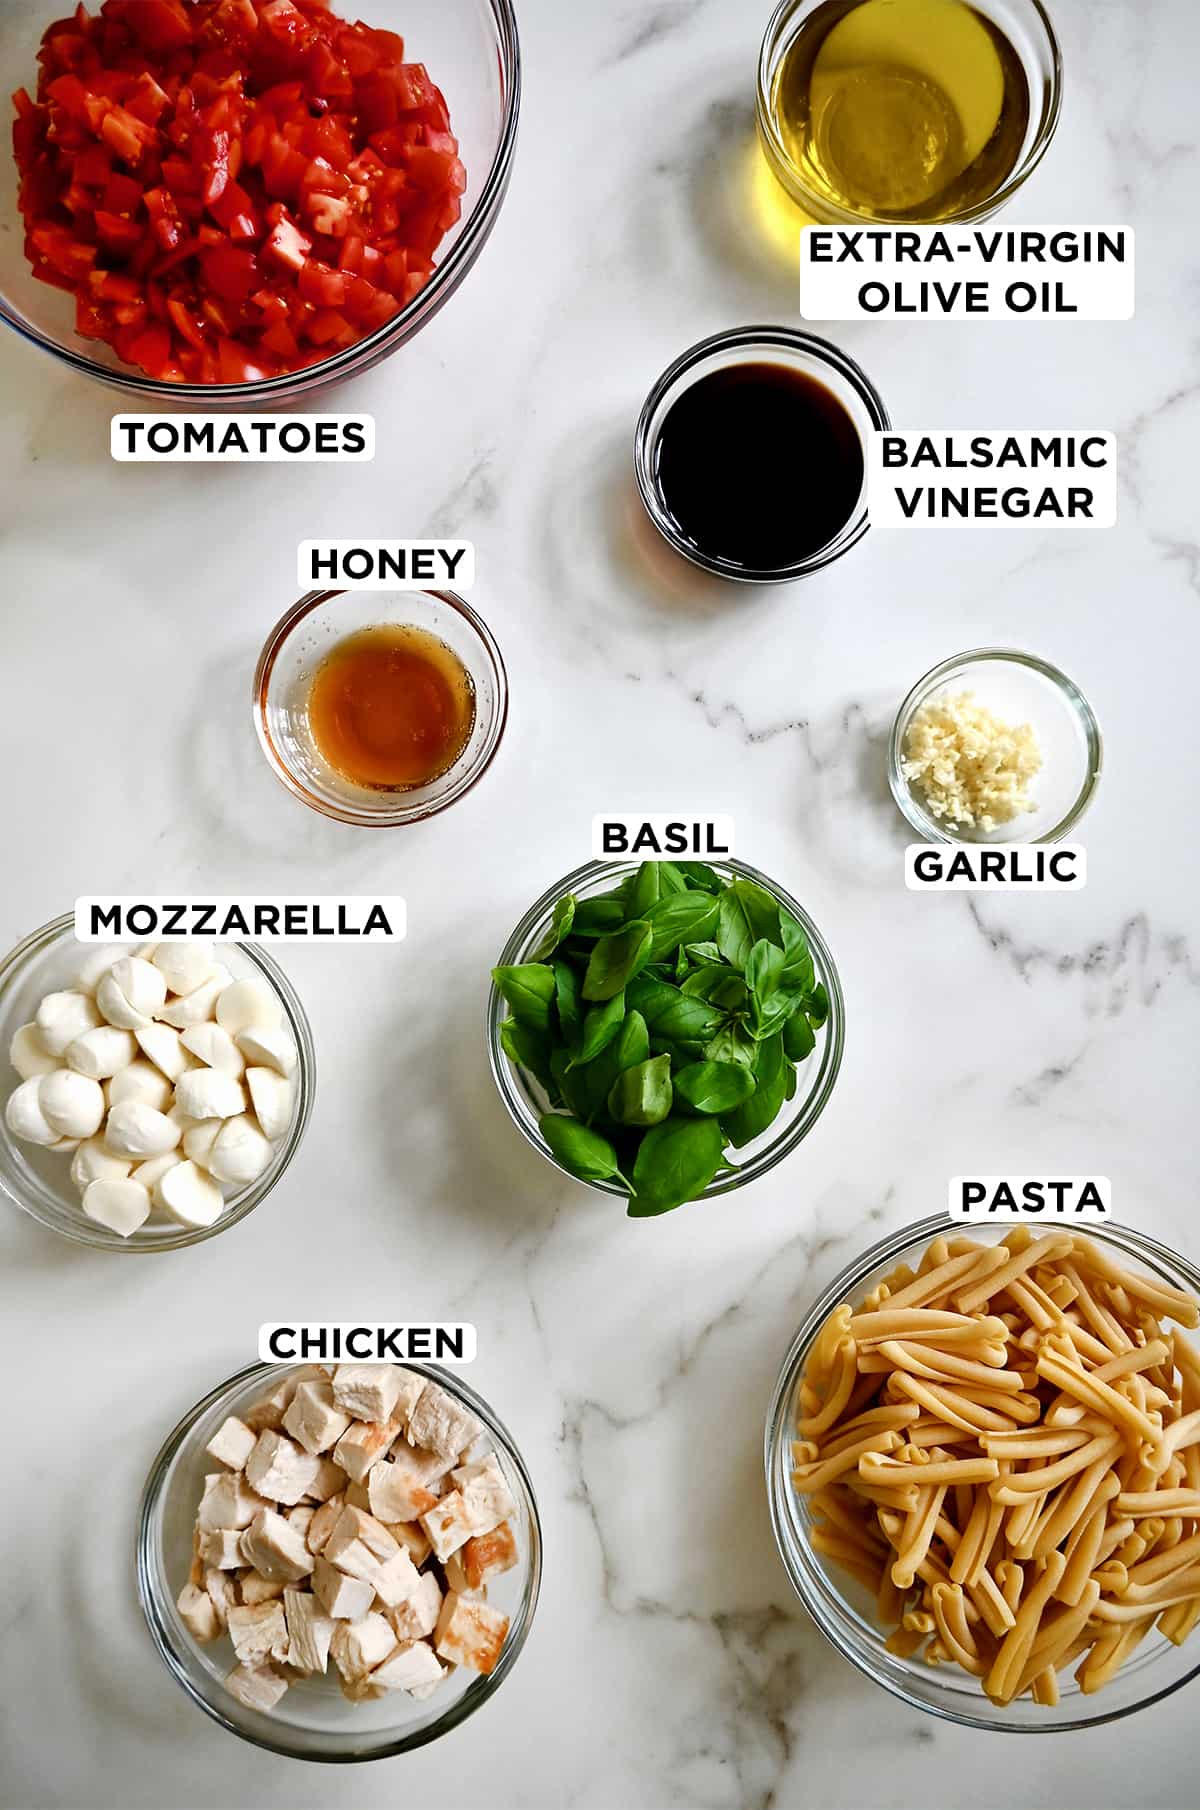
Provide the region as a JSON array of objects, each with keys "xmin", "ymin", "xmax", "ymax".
[{"xmin": 1, "ymin": 0, "xmax": 519, "ymax": 396}]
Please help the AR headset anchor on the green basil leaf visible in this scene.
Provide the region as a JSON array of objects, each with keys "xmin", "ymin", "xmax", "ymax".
[
  {"xmin": 703, "ymin": 1018, "xmax": 758, "ymax": 1069},
  {"xmin": 500, "ymin": 1019, "xmax": 558, "ymax": 1099},
  {"xmin": 492, "ymin": 963, "xmax": 556, "ymax": 1032},
  {"xmin": 628, "ymin": 1117, "xmax": 725, "ymax": 1216},
  {"xmin": 806, "ymin": 982, "xmax": 830, "ymax": 1028},
  {"xmin": 717, "ymin": 879, "xmax": 782, "ymax": 970},
  {"xmin": 682, "ymin": 940, "xmax": 724, "ymax": 968},
  {"xmin": 675, "ymin": 861, "xmax": 724, "ymax": 894},
  {"xmin": 625, "ymin": 861, "xmax": 687, "ymax": 918},
  {"xmin": 779, "ymin": 909, "xmax": 816, "ymax": 994},
  {"xmin": 607, "ymin": 1053, "xmax": 673, "ymax": 1127},
  {"xmin": 532, "ymin": 893, "xmax": 577, "ymax": 961},
  {"xmin": 553, "ymin": 958, "xmax": 581, "ymax": 1047},
  {"xmin": 673, "ymin": 1060, "xmax": 757, "ymax": 1115},
  {"xmin": 571, "ymin": 895, "xmax": 629, "ymax": 939},
  {"xmin": 549, "ymin": 1047, "xmax": 592, "ymax": 1122},
  {"xmin": 572, "ymin": 991, "xmax": 626, "ymax": 1066},
  {"xmin": 612, "ymin": 1009, "xmax": 651, "ymax": 1071},
  {"xmin": 681, "ymin": 967, "xmax": 749, "ymax": 1014},
  {"xmin": 539, "ymin": 1113, "xmax": 628, "ymax": 1187},
  {"xmin": 627, "ymin": 975, "xmax": 727, "ymax": 1047},
  {"xmin": 724, "ymin": 1032, "xmax": 788, "ymax": 1148},
  {"xmin": 644, "ymin": 892, "xmax": 719, "ymax": 962},
  {"xmin": 583, "ymin": 920, "xmax": 653, "ymax": 1002},
  {"xmin": 674, "ymin": 944, "xmax": 689, "ymax": 983},
  {"xmin": 783, "ymin": 1010, "xmax": 816, "ymax": 1062}
]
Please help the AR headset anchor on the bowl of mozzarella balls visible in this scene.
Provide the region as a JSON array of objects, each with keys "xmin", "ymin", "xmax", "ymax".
[{"xmin": 0, "ymin": 916, "xmax": 314, "ymax": 1250}]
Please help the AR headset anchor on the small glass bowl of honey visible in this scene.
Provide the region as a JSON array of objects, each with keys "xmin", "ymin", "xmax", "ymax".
[
  {"xmin": 757, "ymin": 0, "xmax": 1062, "ymax": 226},
  {"xmin": 254, "ymin": 590, "xmax": 508, "ymax": 827}
]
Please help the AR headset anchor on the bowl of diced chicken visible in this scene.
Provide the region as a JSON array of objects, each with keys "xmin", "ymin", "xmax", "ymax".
[
  {"xmin": 137, "ymin": 1360, "xmax": 542, "ymax": 1759},
  {"xmin": 0, "ymin": 915, "xmax": 313, "ymax": 1250}
]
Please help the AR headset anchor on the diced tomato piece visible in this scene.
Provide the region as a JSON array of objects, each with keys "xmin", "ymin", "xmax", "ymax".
[
  {"xmin": 262, "ymin": 210, "xmax": 311, "ymax": 270},
  {"xmin": 127, "ymin": 321, "xmax": 172, "ymax": 375},
  {"xmin": 392, "ymin": 64, "xmax": 436, "ymax": 111},
  {"xmin": 46, "ymin": 73, "xmax": 91, "ymax": 125},
  {"xmin": 260, "ymin": 316, "xmax": 300, "ymax": 360},
  {"xmin": 73, "ymin": 143, "xmax": 113, "ymax": 186},
  {"xmin": 167, "ymin": 295, "xmax": 206, "ymax": 349},
  {"xmin": 102, "ymin": 171, "xmax": 142, "ymax": 215},
  {"xmin": 403, "ymin": 146, "xmax": 465, "ymax": 197},
  {"xmin": 75, "ymin": 292, "xmax": 109, "ymax": 338},
  {"xmin": 100, "ymin": 104, "xmax": 155, "ymax": 165},
  {"xmin": 217, "ymin": 334, "xmax": 270, "ymax": 382},
  {"xmin": 126, "ymin": 72, "xmax": 171, "ymax": 125},
  {"xmin": 305, "ymin": 40, "xmax": 354, "ymax": 104},
  {"xmin": 201, "ymin": 242, "xmax": 258, "ymax": 300},
  {"xmin": 260, "ymin": 1, "xmax": 318, "ymax": 51},
  {"xmin": 298, "ymin": 258, "xmax": 347, "ymax": 306},
  {"xmin": 304, "ymin": 189, "xmax": 352, "ymax": 236},
  {"xmin": 94, "ymin": 208, "xmax": 142, "ymax": 252},
  {"xmin": 111, "ymin": 0, "xmax": 192, "ymax": 53}
]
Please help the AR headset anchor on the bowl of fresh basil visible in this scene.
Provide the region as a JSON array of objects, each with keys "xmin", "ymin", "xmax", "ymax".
[{"xmin": 488, "ymin": 859, "xmax": 844, "ymax": 1217}]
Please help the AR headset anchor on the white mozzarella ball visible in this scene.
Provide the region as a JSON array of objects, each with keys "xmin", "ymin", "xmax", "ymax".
[
  {"xmin": 215, "ymin": 980, "xmax": 282, "ymax": 1037},
  {"xmin": 155, "ymin": 965, "xmax": 233, "ymax": 1029},
  {"xmin": 49, "ymin": 1136, "xmax": 80, "ymax": 1152},
  {"xmin": 156, "ymin": 1159, "xmax": 225, "ymax": 1228},
  {"xmin": 96, "ymin": 957, "xmax": 168, "ymax": 1030},
  {"xmin": 74, "ymin": 946, "xmax": 129, "ymax": 995},
  {"xmin": 181, "ymin": 1022, "xmax": 245, "ymax": 1077},
  {"xmin": 66, "ymin": 1025, "xmax": 137, "ymax": 1080},
  {"xmin": 36, "ymin": 990, "xmax": 101, "ymax": 1057},
  {"xmin": 70, "ymin": 1137, "xmax": 133, "ymax": 1194},
  {"xmin": 235, "ymin": 1025, "xmax": 297, "ymax": 1077},
  {"xmin": 9, "ymin": 1023, "xmax": 57, "ymax": 1080},
  {"xmin": 135, "ymin": 1021, "xmax": 194, "ymax": 1082},
  {"xmin": 39, "ymin": 1070, "xmax": 106, "ymax": 1140},
  {"xmin": 5, "ymin": 1075, "xmax": 63, "ymax": 1146},
  {"xmin": 182, "ymin": 1118, "xmax": 222, "ymax": 1168},
  {"xmin": 104, "ymin": 1100, "xmax": 182, "ymax": 1159},
  {"xmin": 245, "ymin": 1068, "xmax": 293, "ymax": 1142},
  {"xmin": 207, "ymin": 1114, "xmax": 274, "ymax": 1186},
  {"xmin": 131, "ymin": 1151, "xmax": 182, "ymax": 1191},
  {"xmin": 82, "ymin": 1177, "xmax": 152, "ymax": 1237},
  {"xmin": 107, "ymin": 1060, "xmax": 173, "ymax": 1114},
  {"xmin": 174, "ymin": 1068, "xmax": 246, "ymax": 1123},
  {"xmin": 152, "ymin": 941, "xmax": 217, "ymax": 998}
]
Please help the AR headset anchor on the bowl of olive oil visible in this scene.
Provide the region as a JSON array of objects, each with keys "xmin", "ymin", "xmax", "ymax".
[{"xmin": 757, "ymin": 0, "xmax": 1062, "ymax": 224}]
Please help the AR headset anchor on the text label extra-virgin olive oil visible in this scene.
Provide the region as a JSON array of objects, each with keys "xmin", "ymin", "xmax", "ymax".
[{"xmin": 771, "ymin": 0, "xmax": 1031, "ymax": 221}]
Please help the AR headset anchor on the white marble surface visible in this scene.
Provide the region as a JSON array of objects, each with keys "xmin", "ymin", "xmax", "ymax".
[{"xmin": 1, "ymin": 1, "xmax": 1198, "ymax": 1806}]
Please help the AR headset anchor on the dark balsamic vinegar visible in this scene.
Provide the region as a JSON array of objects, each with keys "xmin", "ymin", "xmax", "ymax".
[{"xmin": 652, "ymin": 362, "xmax": 864, "ymax": 572}]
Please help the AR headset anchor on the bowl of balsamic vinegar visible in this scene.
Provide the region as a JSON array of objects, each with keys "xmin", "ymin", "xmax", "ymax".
[{"xmin": 635, "ymin": 327, "xmax": 889, "ymax": 583}]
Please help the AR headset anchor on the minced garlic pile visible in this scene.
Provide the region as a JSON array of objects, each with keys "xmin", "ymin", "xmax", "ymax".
[{"xmin": 901, "ymin": 690, "xmax": 1042, "ymax": 831}]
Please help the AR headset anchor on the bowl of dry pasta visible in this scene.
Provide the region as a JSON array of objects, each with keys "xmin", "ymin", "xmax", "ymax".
[{"xmin": 765, "ymin": 1215, "xmax": 1200, "ymax": 1730}]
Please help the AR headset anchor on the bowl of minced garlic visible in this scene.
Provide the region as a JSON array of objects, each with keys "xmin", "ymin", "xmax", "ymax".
[{"xmin": 889, "ymin": 648, "xmax": 1102, "ymax": 844}]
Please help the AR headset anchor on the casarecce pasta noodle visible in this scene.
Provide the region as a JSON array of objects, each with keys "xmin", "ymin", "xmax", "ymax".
[{"xmin": 792, "ymin": 1228, "xmax": 1200, "ymax": 1706}]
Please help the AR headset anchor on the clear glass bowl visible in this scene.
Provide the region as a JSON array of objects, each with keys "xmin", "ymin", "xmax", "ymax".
[
  {"xmin": 888, "ymin": 647, "xmax": 1103, "ymax": 845},
  {"xmin": 0, "ymin": 0, "xmax": 520, "ymax": 401},
  {"xmin": 757, "ymin": 0, "xmax": 1062, "ymax": 225},
  {"xmin": 138, "ymin": 1358, "xmax": 542, "ymax": 1761},
  {"xmin": 766, "ymin": 1213, "xmax": 1200, "ymax": 1732},
  {"xmin": 254, "ymin": 588, "xmax": 508, "ymax": 826},
  {"xmin": 634, "ymin": 326, "xmax": 889, "ymax": 582},
  {"xmin": 0, "ymin": 914, "xmax": 314, "ymax": 1251},
  {"xmin": 487, "ymin": 858, "xmax": 845, "ymax": 1203}
]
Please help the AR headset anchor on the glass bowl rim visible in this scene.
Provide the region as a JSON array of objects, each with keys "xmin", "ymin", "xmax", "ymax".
[
  {"xmin": 137, "ymin": 1356, "xmax": 543, "ymax": 1762},
  {"xmin": 486, "ymin": 855, "xmax": 846, "ymax": 1201},
  {"xmin": 0, "ymin": 0, "xmax": 521, "ymax": 400},
  {"xmin": 633, "ymin": 324, "xmax": 890, "ymax": 582},
  {"xmin": 0, "ymin": 911, "xmax": 315, "ymax": 1252},
  {"xmin": 755, "ymin": 0, "xmax": 1064, "ymax": 228},
  {"xmin": 764, "ymin": 1210, "xmax": 1200, "ymax": 1733},
  {"xmin": 252, "ymin": 587, "xmax": 509, "ymax": 827},
  {"xmin": 887, "ymin": 644, "xmax": 1103, "ymax": 845}
]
